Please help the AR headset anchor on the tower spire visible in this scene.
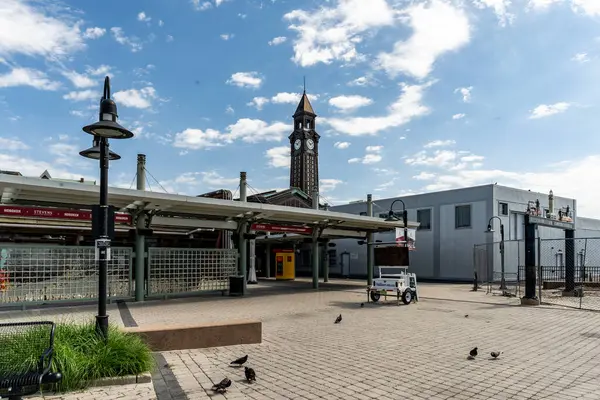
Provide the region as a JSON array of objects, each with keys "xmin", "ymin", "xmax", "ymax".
[{"xmin": 303, "ymin": 76, "xmax": 306, "ymax": 94}]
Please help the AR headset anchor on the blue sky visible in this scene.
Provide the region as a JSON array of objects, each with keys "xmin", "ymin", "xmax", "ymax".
[{"xmin": 2, "ymin": 0, "xmax": 600, "ymax": 216}]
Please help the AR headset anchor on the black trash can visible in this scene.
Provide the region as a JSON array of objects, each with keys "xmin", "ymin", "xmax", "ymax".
[{"xmin": 229, "ymin": 275, "xmax": 245, "ymax": 296}]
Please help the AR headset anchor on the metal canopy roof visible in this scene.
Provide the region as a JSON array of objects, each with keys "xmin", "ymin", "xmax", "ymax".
[{"xmin": 0, "ymin": 174, "xmax": 418, "ymax": 233}]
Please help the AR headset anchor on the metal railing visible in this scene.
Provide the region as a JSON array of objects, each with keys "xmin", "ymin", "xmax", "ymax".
[
  {"xmin": 147, "ymin": 247, "xmax": 238, "ymax": 297},
  {"xmin": 475, "ymin": 237, "xmax": 600, "ymax": 310},
  {"xmin": 0, "ymin": 245, "xmax": 133, "ymax": 308}
]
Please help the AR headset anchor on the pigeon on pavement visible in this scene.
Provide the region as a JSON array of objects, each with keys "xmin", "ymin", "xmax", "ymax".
[
  {"xmin": 230, "ymin": 355, "xmax": 248, "ymax": 366},
  {"xmin": 245, "ymin": 367, "xmax": 256, "ymax": 383},
  {"xmin": 334, "ymin": 314, "xmax": 342, "ymax": 324},
  {"xmin": 212, "ymin": 378, "xmax": 232, "ymax": 393},
  {"xmin": 467, "ymin": 347, "xmax": 478, "ymax": 359},
  {"xmin": 490, "ymin": 351, "xmax": 502, "ymax": 359}
]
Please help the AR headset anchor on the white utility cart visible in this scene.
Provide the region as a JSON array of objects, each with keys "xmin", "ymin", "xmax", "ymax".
[{"xmin": 367, "ymin": 266, "xmax": 418, "ymax": 305}]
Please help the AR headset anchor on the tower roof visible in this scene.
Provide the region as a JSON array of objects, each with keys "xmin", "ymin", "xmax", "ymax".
[{"xmin": 294, "ymin": 91, "xmax": 316, "ymax": 117}]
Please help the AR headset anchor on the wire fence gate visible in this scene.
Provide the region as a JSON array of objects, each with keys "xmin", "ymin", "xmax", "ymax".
[
  {"xmin": 0, "ymin": 245, "xmax": 133, "ymax": 308},
  {"xmin": 147, "ymin": 247, "xmax": 238, "ymax": 298},
  {"xmin": 0, "ymin": 245, "xmax": 239, "ymax": 308},
  {"xmin": 474, "ymin": 237, "xmax": 600, "ymax": 311}
]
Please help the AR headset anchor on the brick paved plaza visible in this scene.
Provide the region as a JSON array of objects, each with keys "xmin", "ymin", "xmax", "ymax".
[{"xmin": 4, "ymin": 280, "xmax": 600, "ymax": 400}]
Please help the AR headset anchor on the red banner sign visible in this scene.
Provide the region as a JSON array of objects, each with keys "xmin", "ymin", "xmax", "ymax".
[
  {"xmin": 0, "ymin": 205, "xmax": 132, "ymax": 224},
  {"xmin": 251, "ymin": 223, "xmax": 312, "ymax": 235}
]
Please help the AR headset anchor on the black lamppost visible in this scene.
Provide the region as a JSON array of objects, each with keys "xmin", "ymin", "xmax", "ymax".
[
  {"xmin": 386, "ymin": 199, "xmax": 408, "ymax": 247},
  {"xmin": 486, "ymin": 216, "xmax": 506, "ymax": 290},
  {"xmin": 80, "ymin": 76, "xmax": 133, "ymax": 339}
]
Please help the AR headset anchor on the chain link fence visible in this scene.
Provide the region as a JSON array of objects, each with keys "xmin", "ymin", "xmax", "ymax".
[
  {"xmin": 147, "ymin": 248, "xmax": 238, "ymax": 297},
  {"xmin": 476, "ymin": 237, "xmax": 600, "ymax": 310},
  {"xmin": 473, "ymin": 240, "xmax": 523, "ymax": 298},
  {"xmin": 535, "ymin": 237, "xmax": 600, "ymax": 310},
  {"xmin": 0, "ymin": 245, "xmax": 133, "ymax": 308}
]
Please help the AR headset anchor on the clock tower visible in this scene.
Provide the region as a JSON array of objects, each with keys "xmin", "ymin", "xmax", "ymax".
[{"xmin": 289, "ymin": 89, "xmax": 320, "ymax": 197}]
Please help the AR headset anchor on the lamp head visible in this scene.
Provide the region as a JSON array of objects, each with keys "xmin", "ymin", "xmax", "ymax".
[
  {"xmin": 82, "ymin": 76, "xmax": 134, "ymax": 139},
  {"xmin": 486, "ymin": 224, "xmax": 494, "ymax": 233},
  {"xmin": 79, "ymin": 137, "xmax": 121, "ymax": 160},
  {"xmin": 385, "ymin": 210, "xmax": 397, "ymax": 222}
]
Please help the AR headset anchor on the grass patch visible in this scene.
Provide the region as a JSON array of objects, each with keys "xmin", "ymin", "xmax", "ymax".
[{"xmin": 0, "ymin": 321, "xmax": 155, "ymax": 393}]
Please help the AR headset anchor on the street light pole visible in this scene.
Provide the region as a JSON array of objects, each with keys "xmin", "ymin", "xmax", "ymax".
[
  {"xmin": 97, "ymin": 137, "xmax": 109, "ymax": 337},
  {"xmin": 387, "ymin": 199, "xmax": 408, "ymax": 248},
  {"xmin": 486, "ymin": 216, "xmax": 506, "ymax": 291},
  {"xmin": 80, "ymin": 76, "xmax": 134, "ymax": 340}
]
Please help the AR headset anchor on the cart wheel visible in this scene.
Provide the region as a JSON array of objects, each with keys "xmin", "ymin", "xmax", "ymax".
[
  {"xmin": 402, "ymin": 290, "xmax": 413, "ymax": 305},
  {"xmin": 370, "ymin": 291, "xmax": 380, "ymax": 302}
]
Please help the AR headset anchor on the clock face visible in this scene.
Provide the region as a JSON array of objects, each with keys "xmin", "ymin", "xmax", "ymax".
[
  {"xmin": 306, "ymin": 139, "xmax": 315, "ymax": 150},
  {"xmin": 294, "ymin": 139, "xmax": 301, "ymax": 150}
]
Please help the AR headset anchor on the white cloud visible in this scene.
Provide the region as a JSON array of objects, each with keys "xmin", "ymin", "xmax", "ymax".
[
  {"xmin": 328, "ymin": 95, "xmax": 373, "ymax": 112},
  {"xmin": 113, "ymin": 87, "xmax": 157, "ymax": 109},
  {"xmin": 166, "ymin": 35, "xmax": 174, "ymax": 42},
  {"xmin": 173, "ymin": 128, "xmax": 224, "ymax": 150},
  {"xmin": 271, "ymin": 92, "xmax": 318, "ymax": 104},
  {"xmin": 48, "ymin": 141, "xmax": 81, "ymax": 166},
  {"xmin": 248, "ymin": 92, "xmax": 319, "ymax": 110},
  {"xmin": 62, "ymin": 70, "xmax": 96, "ymax": 88},
  {"xmin": 0, "ymin": 152, "xmax": 90, "ymax": 181},
  {"xmin": 348, "ymin": 145, "xmax": 383, "ymax": 164},
  {"xmin": 405, "ymin": 148, "xmax": 484, "ymax": 171},
  {"xmin": 572, "ymin": 0, "xmax": 600, "ymax": 16},
  {"xmin": 225, "ymin": 119, "xmax": 289, "ymax": 143},
  {"xmin": 226, "ymin": 72, "xmax": 263, "ymax": 89},
  {"xmin": 322, "ymin": 83, "xmax": 431, "ymax": 136},
  {"xmin": 83, "ymin": 27, "xmax": 106, "ymax": 39},
  {"xmin": 220, "ymin": 34, "xmax": 234, "ymax": 40},
  {"xmin": 529, "ymin": 102, "xmax": 571, "ymax": 119},
  {"xmin": 172, "ymin": 118, "xmax": 289, "ymax": 150},
  {"xmin": 377, "ymin": 0, "xmax": 470, "ymax": 80},
  {"xmin": 572, "ymin": 52, "xmax": 590, "ymax": 63},
  {"xmin": 137, "ymin": 12, "xmax": 151, "ymax": 22},
  {"xmin": 0, "ymin": 0, "xmax": 85, "ymax": 60},
  {"xmin": 0, "ymin": 68, "xmax": 60, "ymax": 90},
  {"xmin": 158, "ymin": 20, "xmax": 164, "ymax": 27},
  {"xmin": 265, "ymin": 146, "xmax": 290, "ymax": 168},
  {"xmin": 0, "ymin": 137, "xmax": 29, "ymax": 151},
  {"xmin": 320, "ymin": 178, "xmax": 343, "ymax": 193},
  {"xmin": 247, "ymin": 97, "xmax": 270, "ymax": 110},
  {"xmin": 404, "ymin": 153, "xmax": 600, "ymax": 218},
  {"xmin": 110, "ymin": 27, "xmax": 143, "ymax": 52},
  {"xmin": 268, "ymin": 36, "xmax": 287, "ymax": 46},
  {"xmin": 86, "ymin": 65, "xmax": 112, "ymax": 76},
  {"xmin": 452, "ymin": 113, "xmax": 466, "ymax": 120},
  {"xmin": 63, "ymin": 90, "xmax": 98, "ymax": 102},
  {"xmin": 528, "ymin": 0, "xmax": 563, "ymax": 10},
  {"xmin": 473, "ymin": 0, "xmax": 515, "ymax": 26},
  {"xmin": 347, "ymin": 75, "xmax": 376, "ymax": 87},
  {"xmin": 225, "ymin": 105, "xmax": 234, "ymax": 114},
  {"xmin": 405, "ymin": 149, "xmax": 458, "ymax": 168},
  {"xmin": 424, "ymin": 139, "xmax": 456, "ymax": 148},
  {"xmin": 192, "ymin": 0, "xmax": 213, "ymax": 11},
  {"xmin": 334, "ymin": 141, "xmax": 351, "ymax": 149},
  {"xmin": 284, "ymin": 0, "xmax": 394, "ymax": 67},
  {"xmin": 366, "ymin": 145, "xmax": 383, "ymax": 152},
  {"xmin": 413, "ymin": 172, "xmax": 436, "ymax": 180},
  {"xmin": 454, "ymin": 86, "xmax": 473, "ymax": 103}
]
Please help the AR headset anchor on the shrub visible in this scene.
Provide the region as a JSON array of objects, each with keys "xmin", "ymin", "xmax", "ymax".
[{"xmin": 0, "ymin": 321, "xmax": 155, "ymax": 393}]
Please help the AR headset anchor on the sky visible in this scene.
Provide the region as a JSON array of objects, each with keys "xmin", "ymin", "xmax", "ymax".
[{"xmin": 2, "ymin": 0, "xmax": 600, "ymax": 217}]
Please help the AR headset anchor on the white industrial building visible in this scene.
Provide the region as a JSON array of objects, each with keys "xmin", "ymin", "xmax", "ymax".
[{"xmin": 329, "ymin": 184, "xmax": 600, "ymax": 281}]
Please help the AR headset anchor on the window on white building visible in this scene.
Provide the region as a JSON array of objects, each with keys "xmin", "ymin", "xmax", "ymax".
[
  {"xmin": 499, "ymin": 202, "xmax": 508, "ymax": 216},
  {"xmin": 455, "ymin": 205, "xmax": 472, "ymax": 229},
  {"xmin": 417, "ymin": 209, "xmax": 431, "ymax": 230}
]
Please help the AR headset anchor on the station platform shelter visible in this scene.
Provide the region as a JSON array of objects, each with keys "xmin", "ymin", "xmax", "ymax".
[{"xmin": 0, "ymin": 173, "xmax": 415, "ymax": 309}]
